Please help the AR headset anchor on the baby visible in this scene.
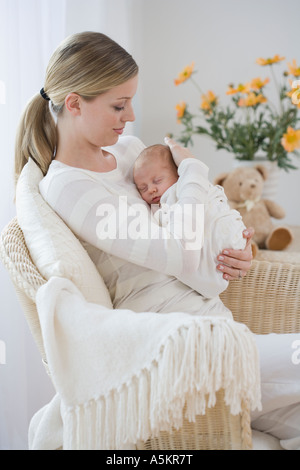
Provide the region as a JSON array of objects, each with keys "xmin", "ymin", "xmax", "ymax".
[{"xmin": 133, "ymin": 143, "xmax": 247, "ymax": 279}]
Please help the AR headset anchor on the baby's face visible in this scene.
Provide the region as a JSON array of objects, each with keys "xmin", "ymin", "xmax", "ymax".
[{"xmin": 134, "ymin": 159, "xmax": 178, "ymax": 205}]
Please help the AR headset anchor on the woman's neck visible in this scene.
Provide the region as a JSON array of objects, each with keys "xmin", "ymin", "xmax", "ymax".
[{"xmin": 54, "ymin": 118, "xmax": 117, "ymax": 172}]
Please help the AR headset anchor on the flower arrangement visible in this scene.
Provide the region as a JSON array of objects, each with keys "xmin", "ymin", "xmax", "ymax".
[{"xmin": 172, "ymin": 55, "xmax": 300, "ymax": 170}]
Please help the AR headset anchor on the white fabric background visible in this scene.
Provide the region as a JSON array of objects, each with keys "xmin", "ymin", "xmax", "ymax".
[
  {"xmin": 0, "ymin": 0, "xmax": 136, "ymax": 450},
  {"xmin": 0, "ymin": 0, "xmax": 67, "ymax": 450}
]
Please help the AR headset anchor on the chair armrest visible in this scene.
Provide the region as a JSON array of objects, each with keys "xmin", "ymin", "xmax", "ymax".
[
  {"xmin": 220, "ymin": 259, "xmax": 300, "ymax": 334},
  {"xmin": 137, "ymin": 390, "xmax": 252, "ymax": 450},
  {"xmin": 0, "ymin": 218, "xmax": 47, "ymax": 361}
]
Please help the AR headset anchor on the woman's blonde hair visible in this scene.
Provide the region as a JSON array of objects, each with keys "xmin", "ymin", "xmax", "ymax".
[{"xmin": 14, "ymin": 31, "xmax": 138, "ymax": 183}]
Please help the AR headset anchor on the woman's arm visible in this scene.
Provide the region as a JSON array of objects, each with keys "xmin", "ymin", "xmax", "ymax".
[
  {"xmin": 41, "ymin": 158, "xmax": 225, "ymax": 298},
  {"xmin": 43, "ymin": 167, "xmax": 223, "ymax": 298},
  {"xmin": 41, "ymin": 136, "xmax": 249, "ymax": 298}
]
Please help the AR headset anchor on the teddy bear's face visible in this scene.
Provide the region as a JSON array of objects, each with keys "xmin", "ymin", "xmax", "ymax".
[{"xmin": 221, "ymin": 167, "xmax": 265, "ymax": 202}]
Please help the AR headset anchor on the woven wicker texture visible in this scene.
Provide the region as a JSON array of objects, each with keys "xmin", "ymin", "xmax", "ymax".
[
  {"xmin": 0, "ymin": 217, "xmax": 47, "ymax": 361},
  {"xmin": 0, "ymin": 217, "xmax": 46, "ymax": 299},
  {"xmin": 221, "ymin": 259, "xmax": 300, "ymax": 334},
  {"xmin": 136, "ymin": 392, "xmax": 252, "ymax": 450},
  {"xmin": 2, "ymin": 217, "xmax": 299, "ymax": 449}
]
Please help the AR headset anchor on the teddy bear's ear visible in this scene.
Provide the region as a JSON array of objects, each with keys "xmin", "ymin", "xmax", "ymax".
[
  {"xmin": 255, "ymin": 164, "xmax": 268, "ymax": 181},
  {"xmin": 214, "ymin": 172, "xmax": 229, "ymax": 186}
]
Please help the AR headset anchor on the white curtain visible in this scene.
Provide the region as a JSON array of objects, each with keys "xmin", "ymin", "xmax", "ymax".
[
  {"xmin": 0, "ymin": 0, "xmax": 66, "ymax": 450},
  {"xmin": 0, "ymin": 0, "xmax": 138, "ymax": 450}
]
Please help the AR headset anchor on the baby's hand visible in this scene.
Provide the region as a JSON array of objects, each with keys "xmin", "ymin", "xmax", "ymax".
[{"xmin": 164, "ymin": 137, "xmax": 195, "ymax": 166}]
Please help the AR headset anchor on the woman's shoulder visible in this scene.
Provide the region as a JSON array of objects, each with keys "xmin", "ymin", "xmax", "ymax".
[
  {"xmin": 106, "ymin": 135, "xmax": 146, "ymax": 172},
  {"xmin": 39, "ymin": 160, "xmax": 81, "ymax": 202}
]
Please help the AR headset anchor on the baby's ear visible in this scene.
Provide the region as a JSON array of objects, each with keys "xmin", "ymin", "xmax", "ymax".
[{"xmin": 214, "ymin": 172, "xmax": 228, "ymax": 187}]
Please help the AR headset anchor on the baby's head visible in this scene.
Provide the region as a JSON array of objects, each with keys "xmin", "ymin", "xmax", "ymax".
[{"xmin": 133, "ymin": 144, "xmax": 178, "ymax": 205}]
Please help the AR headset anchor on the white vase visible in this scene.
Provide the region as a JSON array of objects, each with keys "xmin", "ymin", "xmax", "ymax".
[{"xmin": 232, "ymin": 158, "xmax": 281, "ymax": 200}]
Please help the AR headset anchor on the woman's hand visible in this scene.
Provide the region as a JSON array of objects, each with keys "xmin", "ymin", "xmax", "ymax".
[
  {"xmin": 216, "ymin": 227, "xmax": 254, "ymax": 281},
  {"xmin": 164, "ymin": 136, "xmax": 195, "ymax": 166}
]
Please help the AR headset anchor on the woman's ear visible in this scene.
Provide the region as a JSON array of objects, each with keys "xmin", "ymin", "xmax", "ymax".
[{"xmin": 65, "ymin": 93, "xmax": 81, "ymax": 116}]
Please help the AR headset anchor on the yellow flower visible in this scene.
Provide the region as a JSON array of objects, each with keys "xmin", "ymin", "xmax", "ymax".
[
  {"xmin": 287, "ymin": 59, "xmax": 300, "ymax": 77},
  {"xmin": 238, "ymin": 92, "xmax": 267, "ymax": 107},
  {"xmin": 200, "ymin": 90, "xmax": 218, "ymax": 112},
  {"xmin": 281, "ymin": 126, "xmax": 300, "ymax": 152},
  {"xmin": 226, "ymin": 82, "xmax": 251, "ymax": 95},
  {"xmin": 250, "ymin": 77, "xmax": 270, "ymax": 90},
  {"xmin": 175, "ymin": 101, "xmax": 186, "ymax": 122},
  {"xmin": 256, "ymin": 94, "xmax": 267, "ymax": 104},
  {"xmin": 227, "ymin": 78, "xmax": 269, "ymax": 95},
  {"xmin": 174, "ymin": 62, "xmax": 195, "ymax": 86},
  {"xmin": 256, "ymin": 54, "xmax": 285, "ymax": 66}
]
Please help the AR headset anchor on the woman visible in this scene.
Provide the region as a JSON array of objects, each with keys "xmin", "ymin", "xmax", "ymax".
[{"xmin": 15, "ymin": 32, "xmax": 300, "ymax": 449}]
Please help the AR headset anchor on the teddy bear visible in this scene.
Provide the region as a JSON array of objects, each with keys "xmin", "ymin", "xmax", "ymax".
[{"xmin": 214, "ymin": 164, "xmax": 293, "ymax": 252}]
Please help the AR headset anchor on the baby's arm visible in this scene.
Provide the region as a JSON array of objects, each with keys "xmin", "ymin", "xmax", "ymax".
[
  {"xmin": 151, "ymin": 158, "xmax": 239, "ymax": 296},
  {"xmin": 164, "ymin": 138, "xmax": 246, "ymax": 292},
  {"xmin": 205, "ymin": 184, "xmax": 246, "ymax": 252},
  {"xmin": 175, "ymin": 159, "xmax": 246, "ymax": 295}
]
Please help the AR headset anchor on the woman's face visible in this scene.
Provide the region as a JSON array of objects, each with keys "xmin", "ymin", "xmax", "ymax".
[{"xmin": 74, "ymin": 75, "xmax": 138, "ymax": 148}]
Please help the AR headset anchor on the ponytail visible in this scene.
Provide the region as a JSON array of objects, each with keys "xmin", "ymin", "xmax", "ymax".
[{"xmin": 14, "ymin": 93, "xmax": 57, "ymax": 184}]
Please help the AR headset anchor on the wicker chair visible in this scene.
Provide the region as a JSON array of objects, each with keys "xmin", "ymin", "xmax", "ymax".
[{"xmin": 1, "ymin": 217, "xmax": 300, "ymax": 450}]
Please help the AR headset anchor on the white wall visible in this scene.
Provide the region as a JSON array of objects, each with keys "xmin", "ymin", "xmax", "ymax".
[{"xmin": 131, "ymin": 0, "xmax": 300, "ymax": 225}]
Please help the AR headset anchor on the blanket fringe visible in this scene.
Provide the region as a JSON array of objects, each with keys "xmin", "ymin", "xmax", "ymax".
[{"xmin": 62, "ymin": 319, "xmax": 261, "ymax": 450}]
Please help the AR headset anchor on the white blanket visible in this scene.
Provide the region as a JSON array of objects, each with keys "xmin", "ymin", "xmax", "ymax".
[{"xmin": 32, "ymin": 276, "xmax": 261, "ymax": 450}]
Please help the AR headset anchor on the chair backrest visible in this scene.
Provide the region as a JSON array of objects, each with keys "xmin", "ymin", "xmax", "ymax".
[
  {"xmin": 1, "ymin": 158, "xmax": 112, "ymax": 372},
  {"xmin": 15, "ymin": 158, "xmax": 113, "ymax": 309}
]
